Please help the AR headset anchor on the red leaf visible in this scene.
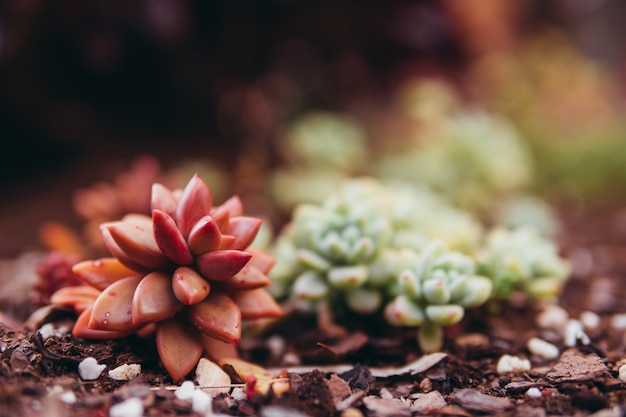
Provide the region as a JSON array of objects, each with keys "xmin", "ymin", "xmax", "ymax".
[
  {"xmin": 100, "ymin": 224, "xmax": 151, "ymax": 273},
  {"xmin": 152, "ymin": 209, "xmax": 193, "ymax": 265},
  {"xmin": 187, "ymin": 292, "xmax": 241, "ymax": 344},
  {"xmin": 176, "ymin": 174, "xmax": 212, "ymax": 238},
  {"xmin": 132, "ymin": 271, "xmax": 183, "ymax": 325},
  {"xmin": 187, "ymin": 215, "xmax": 222, "ymax": 255},
  {"xmin": 73, "ymin": 306, "xmax": 136, "ymax": 340},
  {"xmin": 196, "ymin": 250, "xmax": 252, "ymax": 281},
  {"xmin": 72, "ymin": 258, "xmax": 141, "ymax": 290},
  {"xmin": 50, "ymin": 285, "xmax": 100, "ymax": 314},
  {"xmin": 224, "ymin": 217, "xmax": 262, "ymax": 250},
  {"xmin": 231, "ymin": 289, "xmax": 283, "ymax": 320},
  {"xmin": 151, "ymin": 183, "xmax": 178, "ymax": 218},
  {"xmin": 156, "ymin": 317, "xmax": 203, "ymax": 383},
  {"xmin": 172, "ymin": 266, "xmax": 211, "ymax": 305},
  {"xmin": 88, "ymin": 276, "xmax": 142, "ymax": 331},
  {"xmin": 104, "ymin": 222, "xmax": 172, "ymax": 270},
  {"xmin": 212, "ymin": 265, "xmax": 271, "ymax": 291},
  {"xmin": 201, "ymin": 334, "xmax": 239, "ymax": 362},
  {"xmin": 246, "ymin": 248, "xmax": 276, "ymax": 275}
]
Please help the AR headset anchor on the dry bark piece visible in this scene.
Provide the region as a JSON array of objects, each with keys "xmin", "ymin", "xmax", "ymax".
[
  {"xmin": 546, "ymin": 349, "xmax": 609, "ymax": 383},
  {"xmin": 362, "ymin": 396, "xmax": 412, "ymax": 417},
  {"xmin": 452, "ymin": 388, "xmax": 514, "ymax": 413}
]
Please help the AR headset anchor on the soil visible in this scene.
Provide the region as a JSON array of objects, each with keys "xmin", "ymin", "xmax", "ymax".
[{"xmin": 2, "ymin": 202, "xmax": 626, "ymax": 417}]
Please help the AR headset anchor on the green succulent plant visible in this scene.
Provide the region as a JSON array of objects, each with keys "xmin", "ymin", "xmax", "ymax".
[
  {"xmin": 384, "ymin": 240, "xmax": 492, "ymax": 353},
  {"xmin": 476, "ymin": 226, "xmax": 570, "ymax": 301}
]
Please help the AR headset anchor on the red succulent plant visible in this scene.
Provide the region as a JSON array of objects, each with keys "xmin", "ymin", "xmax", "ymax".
[{"xmin": 52, "ymin": 174, "xmax": 282, "ymax": 382}]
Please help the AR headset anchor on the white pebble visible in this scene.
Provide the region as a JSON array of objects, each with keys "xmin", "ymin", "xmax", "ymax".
[
  {"xmin": 526, "ymin": 387, "xmax": 543, "ymax": 398},
  {"xmin": 580, "ymin": 311, "xmax": 600, "ymax": 330},
  {"xmin": 192, "ymin": 388, "xmax": 213, "ymax": 415},
  {"xmin": 108, "ymin": 364, "xmax": 141, "ymax": 381},
  {"xmin": 231, "ymin": 387, "xmax": 247, "ymax": 401},
  {"xmin": 497, "ymin": 355, "xmax": 531, "ymax": 374},
  {"xmin": 564, "ymin": 319, "xmax": 590, "ymax": 347},
  {"xmin": 611, "ymin": 314, "xmax": 626, "ymax": 330},
  {"xmin": 38, "ymin": 323, "xmax": 56, "ymax": 340},
  {"xmin": 59, "ymin": 391, "xmax": 77, "ymax": 404},
  {"xmin": 379, "ymin": 387, "xmax": 393, "ymax": 400},
  {"xmin": 527, "ymin": 337, "xmax": 560, "ymax": 360},
  {"xmin": 78, "ymin": 357, "xmax": 106, "ymax": 381},
  {"xmin": 175, "ymin": 380, "xmax": 196, "ymax": 401},
  {"xmin": 619, "ymin": 364, "xmax": 626, "ymax": 382},
  {"xmin": 536, "ymin": 305, "xmax": 569, "ymax": 330},
  {"xmin": 109, "ymin": 397, "xmax": 144, "ymax": 417},
  {"xmin": 195, "ymin": 358, "xmax": 231, "ymax": 397}
]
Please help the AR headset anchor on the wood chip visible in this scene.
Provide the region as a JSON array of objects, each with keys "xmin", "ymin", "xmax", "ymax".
[
  {"xmin": 362, "ymin": 396, "xmax": 412, "ymax": 417},
  {"xmin": 546, "ymin": 349, "xmax": 609, "ymax": 383},
  {"xmin": 452, "ymin": 388, "xmax": 514, "ymax": 413}
]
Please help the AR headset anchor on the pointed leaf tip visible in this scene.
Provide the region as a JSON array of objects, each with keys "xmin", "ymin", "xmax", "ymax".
[
  {"xmin": 88, "ymin": 276, "xmax": 142, "ymax": 331},
  {"xmin": 176, "ymin": 174, "xmax": 212, "ymax": 238},
  {"xmin": 187, "ymin": 215, "xmax": 222, "ymax": 255},
  {"xmin": 172, "ymin": 266, "xmax": 211, "ymax": 305},
  {"xmin": 156, "ymin": 318, "xmax": 203, "ymax": 383},
  {"xmin": 225, "ymin": 217, "xmax": 262, "ymax": 250},
  {"xmin": 131, "ymin": 271, "xmax": 183, "ymax": 326},
  {"xmin": 152, "ymin": 209, "xmax": 193, "ymax": 265},
  {"xmin": 187, "ymin": 292, "xmax": 242, "ymax": 344},
  {"xmin": 196, "ymin": 250, "xmax": 252, "ymax": 281},
  {"xmin": 104, "ymin": 222, "xmax": 172, "ymax": 270}
]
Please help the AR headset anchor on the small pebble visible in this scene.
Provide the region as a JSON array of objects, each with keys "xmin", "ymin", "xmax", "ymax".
[
  {"xmin": 38, "ymin": 323, "xmax": 56, "ymax": 340},
  {"xmin": 175, "ymin": 381, "xmax": 196, "ymax": 401},
  {"xmin": 108, "ymin": 364, "xmax": 141, "ymax": 381},
  {"xmin": 527, "ymin": 337, "xmax": 560, "ymax": 360},
  {"xmin": 59, "ymin": 391, "xmax": 77, "ymax": 404},
  {"xmin": 195, "ymin": 358, "xmax": 231, "ymax": 397},
  {"xmin": 564, "ymin": 319, "xmax": 590, "ymax": 347},
  {"xmin": 231, "ymin": 387, "xmax": 247, "ymax": 401},
  {"xmin": 191, "ymin": 388, "xmax": 212, "ymax": 415},
  {"xmin": 580, "ymin": 311, "xmax": 601, "ymax": 330},
  {"xmin": 611, "ymin": 314, "xmax": 626, "ymax": 330},
  {"xmin": 497, "ymin": 355, "xmax": 531, "ymax": 374},
  {"xmin": 526, "ymin": 387, "xmax": 543, "ymax": 398},
  {"xmin": 536, "ymin": 305, "xmax": 569, "ymax": 330},
  {"xmin": 78, "ymin": 357, "xmax": 106, "ymax": 381},
  {"xmin": 618, "ymin": 364, "xmax": 626, "ymax": 382},
  {"xmin": 109, "ymin": 397, "xmax": 144, "ymax": 417}
]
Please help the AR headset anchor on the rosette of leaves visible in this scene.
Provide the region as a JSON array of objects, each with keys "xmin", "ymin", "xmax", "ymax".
[
  {"xmin": 51, "ymin": 174, "xmax": 282, "ymax": 382},
  {"xmin": 269, "ymin": 183, "xmax": 396, "ymax": 316},
  {"xmin": 384, "ymin": 240, "xmax": 492, "ymax": 353},
  {"xmin": 476, "ymin": 227, "xmax": 571, "ymax": 301}
]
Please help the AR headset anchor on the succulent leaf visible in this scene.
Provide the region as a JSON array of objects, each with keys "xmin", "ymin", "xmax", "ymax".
[
  {"xmin": 152, "ymin": 209, "xmax": 193, "ymax": 265},
  {"xmin": 231, "ymin": 289, "xmax": 283, "ymax": 320},
  {"xmin": 176, "ymin": 174, "xmax": 213, "ymax": 238},
  {"xmin": 425, "ymin": 304, "xmax": 464, "ymax": 326},
  {"xmin": 89, "ymin": 276, "xmax": 142, "ymax": 331},
  {"xmin": 73, "ymin": 306, "xmax": 136, "ymax": 340},
  {"xmin": 384, "ymin": 295, "xmax": 424, "ymax": 326},
  {"xmin": 246, "ymin": 248, "xmax": 276, "ymax": 275},
  {"xmin": 344, "ymin": 287, "xmax": 382, "ymax": 314},
  {"xmin": 104, "ymin": 222, "xmax": 172, "ymax": 270},
  {"xmin": 327, "ymin": 265, "xmax": 368, "ymax": 288},
  {"xmin": 293, "ymin": 271, "xmax": 329, "ymax": 300},
  {"xmin": 100, "ymin": 225, "xmax": 151, "ymax": 273},
  {"xmin": 131, "ymin": 271, "xmax": 184, "ymax": 325},
  {"xmin": 187, "ymin": 292, "xmax": 242, "ymax": 344},
  {"xmin": 151, "ymin": 183, "xmax": 178, "ymax": 218},
  {"xmin": 156, "ymin": 317, "xmax": 203, "ymax": 383},
  {"xmin": 72, "ymin": 258, "xmax": 141, "ymax": 291},
  {"xmin": 212, "ymin": 265, "xmax": 271, "ymax": 291},
  {"xmin": 172, "ymin": 266, "xmax": 211, "ymax": 305},
  {"xmin": 225, "ymin": 216, "xmax": 262, "ymax": 250},
  {"xmin": 196, "ymin": 250, "xmax": 252, "ymax": 281},
  {"xmin": 187, "ymin": 215, "xmax": 222, "ymax": 254},
  {"xmin": 50, "ymin": 285, "xmax": 101, "ymax": 314}
]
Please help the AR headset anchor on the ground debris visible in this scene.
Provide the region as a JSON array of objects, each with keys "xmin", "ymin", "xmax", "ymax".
[
  {"xmin": 362, "ymin": 395, "xmax": 412, "ymax": 417},
  {"xmin": 451, "ymin": 388, "xmax": 514, "ymax": 414},
  {"xmin": 546, "ymin": 349, "xmax": 609, "ymax": 383}
]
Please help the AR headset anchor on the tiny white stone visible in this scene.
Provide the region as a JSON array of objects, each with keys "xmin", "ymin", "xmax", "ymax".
[
  {"xmin": 109, "ymin": 397, "xmax": 144, "ymax": 417},
  {"xmin": 192, "ymin": 388, "xmax": 213, "ymax": 415},
  {"xmin": 496, "ymin": 354, "xmax": 531, "ymax": 374},
  {"xmin": 108, "ymin": 364, "xmax": 141, "ymax": 381},
  {"xmin": 175, "ymin": 380, "xmax": 196, "ymax": 401},
  {"xmin": 231, "ymin": 387, "xmax": 247, "ymax": 401},
  {"xmin": 59, "ymin": 391, "xmax": 77, "ymax": 404},
  {"xmin": 536, "ymin": 305, "xmax": 569, "ymax": 330},
  {"xmin": 564, "ymin": 319, "xmax": 590, "ymax": 347},
  {"xmin": 527, "ymin": 337, "xmax": 560, "ymax": 360},
  {"xmin": 619, "ymin": 364, "xmax": 626, "ymax": 382},
  {"xmin": 580, "ymin": 311, "xmax": 600, "ymax": 330},
  {"xmin": 195, "ymin": 358, "xmax": 231, "ymax": 397},
  {"xmin": 526, "ymin": 387, "xmax": 543, "ymax": 398},
  {"xmin": 379, "ymin": 387, "xmax": 393, "ymax": 400},
  {"xmin": 78, "ymin": 357, "xmax": 106, "ymax": 381},
  {"xmin": 611, "ymin": 314, "xmax": 626, "ymax": 330},
  {"xmin": 38, "ymin": 323, "xmax": 56, "ymax": 340}
]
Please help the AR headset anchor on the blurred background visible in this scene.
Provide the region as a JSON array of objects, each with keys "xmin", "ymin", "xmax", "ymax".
[{"xmin": 2, "ymin": 0, "xmax": 626, "ymax": 257}]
